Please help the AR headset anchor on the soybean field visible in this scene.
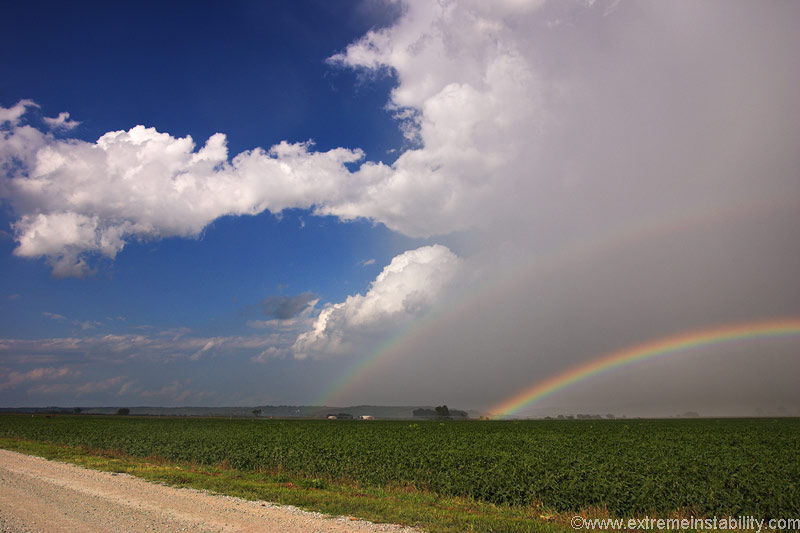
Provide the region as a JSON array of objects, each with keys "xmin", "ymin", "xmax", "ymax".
[{"xmin": 1, "ymin": 415, "xmax": 797, "ymax": 519}]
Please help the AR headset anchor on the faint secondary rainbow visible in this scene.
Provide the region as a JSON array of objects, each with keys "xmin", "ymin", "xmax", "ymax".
[
  {"xmin": 488, "ymin": 318, "xmax": 800, "ymax": 418},
  {"xmin": 315, "ymin": 300, "xmax": 465, "ymax": 406}
]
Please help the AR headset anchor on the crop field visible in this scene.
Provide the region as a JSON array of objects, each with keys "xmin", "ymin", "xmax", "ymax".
[{"xmin": 1, "ymin": 415, "xmax": 798, "ymax": 520}]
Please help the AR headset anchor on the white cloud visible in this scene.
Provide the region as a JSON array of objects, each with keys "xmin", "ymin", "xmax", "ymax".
[
  {"xmin": 73, "ymin": 320, "xmax": 101, "ymax": 331},
  {"xmin": 0, "ymin": 366, "xmax": 80, "ymax": 391},
  {"xmin": 0, "ymin": 99, "xmax": 38, "ymax": 126},
  {"xmin": 0, "ymin": 330, "xmax": 289, "ymax": 366},
  {"xmin": 250, "ymin": 345, "xmax": 291, "ymax": 364},
  {"xmin": 41, "ymin": 311, "xmax": 101, "ymax": 330},
  {"xmin": 43, "ymin": 111, "xmax": 80, "ymax": 131},
  {"xmin": 1, "ymin": 114, "xmax": 366, "ymax": 276},
  {"xmin": 318, "ymin": 1, "xmax": 546, "ymax": 236},
  {"xmin": 293, "ymin": 245, "xmax": 461, "ymax": 358}
]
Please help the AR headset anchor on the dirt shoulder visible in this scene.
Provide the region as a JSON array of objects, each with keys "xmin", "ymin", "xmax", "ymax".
[{"xmin": 0, "ymin": 448, "xmax": 416, "ymax": 532}]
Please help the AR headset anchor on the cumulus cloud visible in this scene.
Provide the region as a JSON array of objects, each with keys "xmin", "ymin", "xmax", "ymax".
[
  {"xmin": 0, "ymin": 115, "xmax": 370, "ymax": 276},
  {"xmin": 260, "ymin": 292, "xmax": 318, "ymax": 320},
  {"xmin": 43, "ymin": 111, "xmax": 80, "ymax": 131},
  {"xmin": 293, "ymin": 245, "xmax": 461, "ymax": 358},
  {"xmin": 0, "ymin": 99, "xmax": 38, "ymax": 126},
  {"xmin": 321, "ymin": 1, "xmax": 543, "ymax": 236}
]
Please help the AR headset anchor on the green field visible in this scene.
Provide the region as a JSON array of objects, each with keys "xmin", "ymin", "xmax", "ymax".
[{"xmin": 1, "ymin": 415, "xmax": 797, "ymax": 530}]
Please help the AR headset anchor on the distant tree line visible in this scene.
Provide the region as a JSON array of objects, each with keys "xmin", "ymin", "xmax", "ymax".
[
  {"xmin": 413, "ymin": 405, "xmax": 468, "ymax": 419},
  {"xmin": 544, "ymin": 414, "xmax": 616, "ymax": 420}
]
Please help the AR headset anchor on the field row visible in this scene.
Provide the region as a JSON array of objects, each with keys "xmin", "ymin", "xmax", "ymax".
[{"xmin": 1, "ymin": 415, "xmax": 797, "ymax": 517}]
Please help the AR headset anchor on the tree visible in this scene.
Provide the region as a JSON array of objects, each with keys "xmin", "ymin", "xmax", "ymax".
[
  {"xmin": 116, "ymin": 408, "xmax": 130, "ymax": 416},
  {"xmin": 252, "ymin": 409, "xmax": 262, "ymax": 417},
  {"xmin": 435, "ymin": 405, "xmax": 450, "ymax": 418},
  {"xmin": 73, "ymin": 407, "xmax": 82, "ymax": 414}
]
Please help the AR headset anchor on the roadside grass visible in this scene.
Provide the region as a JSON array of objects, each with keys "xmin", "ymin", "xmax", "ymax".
[{"xmin": 0, "ymin": 437, "xmax": 573, "ymax": 532}]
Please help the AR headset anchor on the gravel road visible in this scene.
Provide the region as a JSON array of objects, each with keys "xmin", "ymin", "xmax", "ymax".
[{"xmin": 0, "ymin": 449, "xmax": 418, "ymax": 532}]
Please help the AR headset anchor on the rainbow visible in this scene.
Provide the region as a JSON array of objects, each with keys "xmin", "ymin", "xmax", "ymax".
[
  {"xmin": 315, "ymin": 300, "xmax": 465, "ymax": 406},
  {"xmin": 316, "ymin": 197, "xmax": 797, "ymax": 407},
  {"xmin": 488, "ymin": 318, "xmax": 800, "ymax": 418},
  {"xmin": 316, "ymin": 325, "xmax": 415, "ymax": 406}
]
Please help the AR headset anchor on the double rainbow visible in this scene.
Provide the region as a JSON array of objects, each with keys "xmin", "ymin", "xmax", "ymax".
[{"xmin": 315, "ymin": 197, "xmax": 797, "ymax": 408}]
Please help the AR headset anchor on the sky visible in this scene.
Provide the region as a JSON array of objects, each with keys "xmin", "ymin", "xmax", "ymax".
[{"xmin": 1, "ymin": 0, "xmax": 799, "ymax": 416}]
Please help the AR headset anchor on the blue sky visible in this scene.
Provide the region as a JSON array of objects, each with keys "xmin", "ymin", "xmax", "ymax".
[
  {"xmin": 2, "ymin": 1, "xmax": 799, "ymax": 415},
  {"xmin": 0, "ymin": 0, "xmax": 424, "ymax": 405},
  {"xmin": 0, "ymin": 0, "xmax": 420, "ymax": 334}
]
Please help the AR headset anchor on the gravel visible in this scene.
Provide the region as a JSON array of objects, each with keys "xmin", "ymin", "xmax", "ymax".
[{"xmin": 0, "ymin": 449, "xmax": 419, "ymax": 532}]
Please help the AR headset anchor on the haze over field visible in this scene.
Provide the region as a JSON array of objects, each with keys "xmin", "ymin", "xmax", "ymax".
[{"xmin": 1, "ymin": 0, "xmax": 798, "ymax": 417}]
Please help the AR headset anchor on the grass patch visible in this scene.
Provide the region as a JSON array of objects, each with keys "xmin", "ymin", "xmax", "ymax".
[{"xmin": 0, "ymin": 437, "xmax": 570, "ymax": 532}]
